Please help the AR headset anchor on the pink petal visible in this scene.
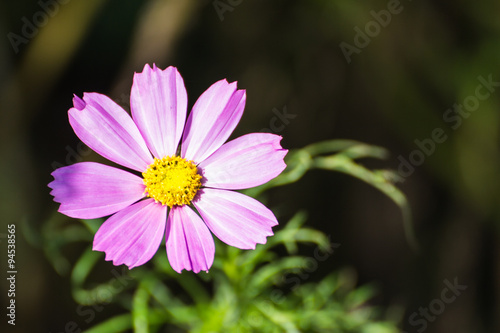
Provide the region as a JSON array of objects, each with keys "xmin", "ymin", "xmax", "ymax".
[
  {"xmin": 93, "ymin": 199, "xmax": 167, "ymax": 269},
  {"xmin": 69, "ymin": 92, "xmax": 153, "ymax": 172},
  {"xmin": 131, "ymin": 64, "xmax": 187, "ymax": 158},
  {"xmin": 193, "ymin": 188, "xmax": 278, "ymax": 249},
  {"xmin": 48, "ymin": 162, "xmax": 145, "ymax": 219},
  {"xmin": 165, "ymin": 205, "xmax": 215, "ymax": 273},
  {"xmin": 199, "ymin": 133, "xmax": 288, "ymax": 189},
  {"xmin": 181, "ymin": 79, "xmax": 246, "ymax": 163},
  {"xmin": 72, "ymin": 94, "xmax": 85, "ymax": 110}
]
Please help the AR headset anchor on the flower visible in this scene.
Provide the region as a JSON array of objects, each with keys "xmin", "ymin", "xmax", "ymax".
[{"xmin": 48, "ymin": 64, "xmax": 287, "ymax": 273}]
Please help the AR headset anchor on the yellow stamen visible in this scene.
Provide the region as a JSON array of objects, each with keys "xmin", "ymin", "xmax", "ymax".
[{"xmin": 142, "ymin": 156, "xmax": 202, "ymax": 208}]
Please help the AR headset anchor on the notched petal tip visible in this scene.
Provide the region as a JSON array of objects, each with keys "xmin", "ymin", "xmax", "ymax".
[
  {"xmin": 270, "ymin": 134, "xmax": 288, "ymax": 169},
  {"xmin": 72, "ymin": 94, "xmax": 86, "ymax": 110},
  {"xmin": 141, "ymin": 63, "xmax": 153, "ymax": 73},
  {"xmin": 172, "ymin": 266, "xmax": 210, "ymax": 274},
  {"xmin": 212, "ymin": 78, "xmax": 238, "ymax": 91},
  {"xmin": 96, "ymin": 251, "xmax": 134, "ymax": 269},
  {"xmin": 139, "ymin": 63, "xmax": 179, "ymax": 75}
]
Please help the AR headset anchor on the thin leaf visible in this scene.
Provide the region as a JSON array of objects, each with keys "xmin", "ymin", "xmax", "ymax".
[{"xmin": 313, "ymin": 154, "xmax": 419, "ymax": 252}]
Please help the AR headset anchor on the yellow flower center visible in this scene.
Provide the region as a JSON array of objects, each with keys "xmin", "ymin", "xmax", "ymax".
[{"xmin": 142, "ymin": 156, "xmax": 202, "ymax": 208}]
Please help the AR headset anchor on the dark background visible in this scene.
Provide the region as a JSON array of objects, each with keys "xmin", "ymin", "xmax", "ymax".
[{"xmin": 1, "ymin": 0, "xmax": 499, "ymax": 332}]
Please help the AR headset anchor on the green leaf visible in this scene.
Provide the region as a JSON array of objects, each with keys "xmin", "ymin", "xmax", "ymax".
[
  {"xmin": 312, "ymin": 154, "xmax": 419, "ymax": 252},
  {"xmin": 247, "ymin": 256, "xmax": 310, "ymax": 295},
  {"xmin": 83, "ymin": 314, "xmax": 132, "ymax": 333},
  {"xmin": 132, "ymin": 281, "xmax": 150, "ymax": 333}
]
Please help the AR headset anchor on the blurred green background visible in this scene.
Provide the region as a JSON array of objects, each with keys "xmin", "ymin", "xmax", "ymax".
[{"xmin": 1, "ymin": 0, "xmax": 499, "ymax": 332}]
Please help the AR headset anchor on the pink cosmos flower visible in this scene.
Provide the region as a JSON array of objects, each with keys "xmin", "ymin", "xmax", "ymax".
[{"xmin": 48, "ymin": 64, "xmax": 287, "ymax": 273}]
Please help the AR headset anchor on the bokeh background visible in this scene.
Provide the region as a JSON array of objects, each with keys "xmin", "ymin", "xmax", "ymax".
[{"xmin": 1, "ymin": 0, "xmax": 499, "ymax": 332}]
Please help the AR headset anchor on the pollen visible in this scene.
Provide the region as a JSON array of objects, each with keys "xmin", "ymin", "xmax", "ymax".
[{"xmin": 142, "ymin": 156, "xmax": 202, "ymax": 208}]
